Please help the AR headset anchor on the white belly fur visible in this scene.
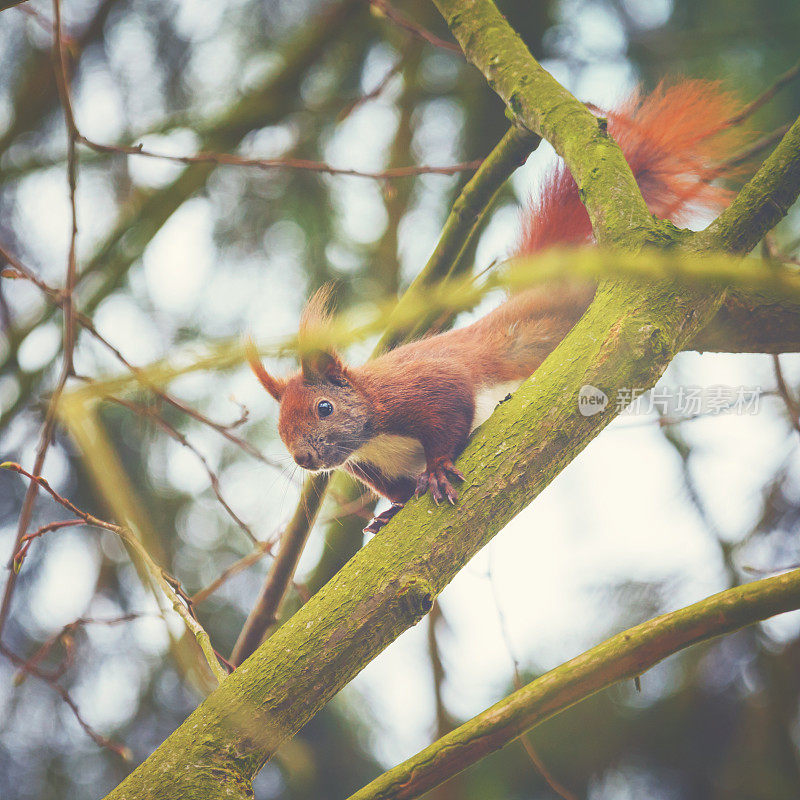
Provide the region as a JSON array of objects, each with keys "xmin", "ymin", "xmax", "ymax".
[
  {"xmin": 350, "ymin": 434, "xmax": 427, "ymax": 480},
  {"xmin": 472, "ymin": 380, "xmax": 523, "ymax": 431},
  {"xmin": 349, "ymin": 380, "xmax": 523, "ymax": 480}
]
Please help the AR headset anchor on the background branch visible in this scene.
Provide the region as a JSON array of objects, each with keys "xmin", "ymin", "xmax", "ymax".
[
  {"xmin": 347, "ymin": 567, "xmax": 800, "ymax": 800},
  {"xmin": 2, "ymin": 463, "xmax": 229, "ymax": 684},
  {"xmin": 431, "ymin": 0, "xmax": 656, "ymax": 246},
  {"xmin": 701, "ymin": 114, "xmax": 800, "ymax": 253}
]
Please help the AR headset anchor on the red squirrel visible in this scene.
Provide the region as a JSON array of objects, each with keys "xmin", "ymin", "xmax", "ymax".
[{"xmin": 248, "ymin": 81, "xmax": 743, "ymax": 533}]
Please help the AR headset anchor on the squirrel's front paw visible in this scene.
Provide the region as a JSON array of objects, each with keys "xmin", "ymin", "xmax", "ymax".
[
  {"xmin": 363, "ymin": 503, "xmax": 404, "ymax": 534},
  {"xmin": 415, "ymin": 459, "xmax": 465, "ymax": 505}
]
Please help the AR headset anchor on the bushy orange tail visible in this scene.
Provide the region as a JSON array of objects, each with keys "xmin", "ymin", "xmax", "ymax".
[{"xmin": 515, "ymin": 80, "xmax": 745, "ymax": 255}]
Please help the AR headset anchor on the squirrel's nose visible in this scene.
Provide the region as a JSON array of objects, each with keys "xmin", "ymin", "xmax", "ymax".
[{"xmin": 294, "ymin": 447, "xmax": 319, "ymax": 470}]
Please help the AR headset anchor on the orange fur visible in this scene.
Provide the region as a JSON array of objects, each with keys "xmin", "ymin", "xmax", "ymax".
[
  {"xmin": 245, "ymin": 337, "xmax": 286, "ymax": 401},
  {"xmin": 516, "ymin": 80, "xmax": 745, "ymax": 255}
]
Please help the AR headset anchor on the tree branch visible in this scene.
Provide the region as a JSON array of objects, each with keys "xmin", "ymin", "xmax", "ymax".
[
  {"xmin": 1, "ymin": 0, "xmax": 31, "ymax": 12},
  {"xmin": 229, "ymin": 474, "xmax": 328, "ymax": 665},
  {"xmin": 73, "ymin": 134, "xmax": 484, "ymax": 180},
  {"xmin": 700, "ymin": 114, "xmax": 800, "ymax": 253},
  {"xmin": 430, "ymin": 0, "xmax": 657, "ymax": 247},
  {"xmin": 346, "ymin": 567, "xmax": 800, "ymax": 800},
  {"xmin": 693, "ymin": 293, "xmax": 800, "ymax": 354},
  {"xmin": 724, "ymin": 58, "xmax": 800, "ymax": 126}
]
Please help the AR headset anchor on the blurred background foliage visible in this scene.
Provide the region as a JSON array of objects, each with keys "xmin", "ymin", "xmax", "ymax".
[{"xmin": 1, "ymin": 0, "xmax": 800, "ymax": 798}]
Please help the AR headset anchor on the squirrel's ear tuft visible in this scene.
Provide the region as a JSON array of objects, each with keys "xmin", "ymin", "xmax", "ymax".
[
  {"xmin": 299, "ymin": 284, "xmax": 335, "ymax": 335},
  {"xmin": 245, "ymin": 338, "xmax": 286, "ymax": 401},
  {"xmin": 298, "ymin": 284, "xmax": 347, "ymax": 384},
  {"xmin": 301, "ymin": 349, "xmax": 347, "ymax": 385}
]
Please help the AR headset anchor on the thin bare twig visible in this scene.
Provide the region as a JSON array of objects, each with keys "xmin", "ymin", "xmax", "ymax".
[
  {"xmin": 426, "ymin": 600, "xmax": 454, "ymax": 737},
  {"xmin": 487, "ymin": 558, "xmax": 578, "ymax": 800},
  {"xmin": 76, "ymin": 133, "xmax": 481, "ymax": 180},
  {"xmin": 424, "ymin": 601, "xmax": 464, "ymax": 800},
  {"xmin": 726, "ymin": 59, "xmax": 800, "ymax": 127},
  {"xmin": 0, "ymin": 243, "xmax": 61, "ymax": 297},
  {"xmin": 2, "ymin": 462, "xmax": 229, "ymax": 683},
  {"xmin": 191, "ymin": 536, "xmax": 279, "ymax": 605},
  {"xmin": 190, "ymin": 485, "xmax": 376, "ymax": 607},
  {"xmin": 13, "ymin": 612, "xmax": 144, "ymax": 685},
  {"xmin": 106, "ymin": 395, "xmax": 258, "ymax": 543},
  {"xmin": 0, "ymin": 277, "xmax": 70, "ymax": 639},
  {"xmin": 772, "ymin": 354, "xmax": 800, "ymax": 434},
  {"xmin": 369, "ymin": 0, "xmax": 461, "ymax": 54},
  {"xmin": 12, "ymin": 518, "xmax": 85, "ymax": 573},
  {"xmin": 0, "ymin": 0, "xmax": 81, "ymax": 640},
  {"xmin": 339, "ymin": 53, "xmax": 405, "ymax": 120},
  {"xmin": 716, "ymin": 124, "xmax": 792, "ymax": 171},
  {"xmin": 0, "ymin": 640, "xmax": 132, "ymax": 760},
  {"xmin": 321, "ymin": 488, "xmax": 374, "ymax": 522},
  {"xmin": 51, "ymin": 0, "xmax": 79, "ymax": 374}
]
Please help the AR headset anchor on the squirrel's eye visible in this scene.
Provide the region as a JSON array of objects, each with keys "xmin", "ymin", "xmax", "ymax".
[{"xmin": 317, "ymin": 400, "xmax": 333, "ymax": 418}]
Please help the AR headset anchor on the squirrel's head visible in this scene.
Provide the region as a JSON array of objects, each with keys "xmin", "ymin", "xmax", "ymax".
[{"xmin": 246, "ymin": 288, "xmax": 372, "ymax": 472}]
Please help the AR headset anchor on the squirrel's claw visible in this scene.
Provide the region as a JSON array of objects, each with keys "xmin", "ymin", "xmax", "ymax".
[
  {"xmin": 416, "ymin": 460, "xmax": 464, "ymax": 506},
  {"xmin": 363, "ymin": 502, "xmax": 404, "ymax": 534},
  {"xmin": 444, "ymin": 462, "xmax": 466, "ymax": 482}
]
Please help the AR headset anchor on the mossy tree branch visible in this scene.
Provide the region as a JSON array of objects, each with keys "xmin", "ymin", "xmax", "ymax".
[
  {"xmin": 100, "ymin": 2, "xmax": 800, "ymax": 797},
  {"xmin": 347, "ymin": 567, "xmax": 800, "ymax": 800},
  {"xmin": 431, "ymin": 0, "xmax": 659, "ymax": 247}
]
